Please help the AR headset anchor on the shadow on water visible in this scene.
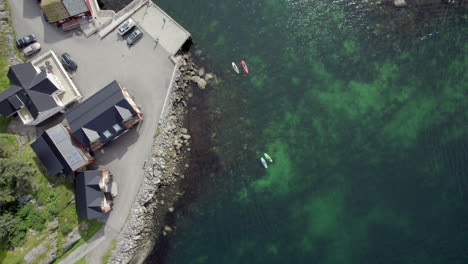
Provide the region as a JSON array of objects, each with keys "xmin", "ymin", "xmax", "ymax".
[{"xmin": 143, "ymin": 63, "xmax": 221, "ymax": 264}]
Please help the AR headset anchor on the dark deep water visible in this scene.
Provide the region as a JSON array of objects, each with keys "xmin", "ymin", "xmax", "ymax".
[{"xmin": 145, "ymin": 1, "xmax": 468, "ymax": 263}]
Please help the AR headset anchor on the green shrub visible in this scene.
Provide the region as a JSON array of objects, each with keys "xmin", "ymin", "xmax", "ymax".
[
  {"xmin": 26, "ymin": 209, "xmax": 46, "ymax": 231},
  {"xmin": 10, "ymin": 230, "xmax": 26, "ymax": 247},
  {"xmin": 59, "ymin": 223, "xmax": 74, "ymax": 235},
  {"xmin": 8, "ymin": 221, "xmax": 27, "ymax": 247},
  {"xmin": 58, "ymin": 204, "xmax": 79, "ymax": 228},
  {"xmin": 46, "ymin": 202, "xmax": 60, "ymax": 218},
  {"xmin": 17, "ymin": 203, "xmax": 33, "ymax": 219},
  {"xmin": 35, "ymin": 186, "xmax": 55, "ymax": 205}
]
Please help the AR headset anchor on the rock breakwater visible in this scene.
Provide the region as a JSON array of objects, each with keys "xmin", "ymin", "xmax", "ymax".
[{"xmin": 109, "ymin": 53, "xmax": 216, "ymax": 264}]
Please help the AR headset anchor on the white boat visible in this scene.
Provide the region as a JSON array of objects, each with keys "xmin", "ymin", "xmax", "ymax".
[
  {"xmin": 261, "ymin": 157, "xmax": 268, "ymax": 168},
  {"xmin": 232, "ymin": 62, "xmax": 240, "ymax": 74}
]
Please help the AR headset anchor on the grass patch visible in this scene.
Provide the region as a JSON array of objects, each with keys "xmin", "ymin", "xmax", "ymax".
[
  {"xmin": 0, "ymin": 227, "xmax": 58, "ymax": 264},
  {"xmin": 154, "ymin": 127, "xmax": 161, "ymax": 138},
  {"xmin": 74, "ymin": 257, "xmax": 87, "ymax": 264},
  {"xmin": 0, "ymin": 116, "xmax": 13, "ymax": 132},
  {"xmin": 101, "ymin": 239, "xmax": 117, "ymax": 264},
  {"xmin": 0, "ymin": 133, "xmax": 17, "ymax": 154},
  {"xmin": 53, "ymin": 220, "xmax": 104, "ymax": 264}
]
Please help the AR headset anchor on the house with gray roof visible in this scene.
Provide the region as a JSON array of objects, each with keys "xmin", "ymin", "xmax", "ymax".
[
  {"xmin": 0, "ymin": 51, "xmax": 81, "ymax": 125},
  {"xmin": 65, "ymin": 80, "xmax": 142, "ymax": 151},
  {"xmin": 31, "ymin": 124, "xmax": 94, "ymax": 175},
  {"xmin": 62, "ymin": 0, "xmax": 89, "ymax": 17},
  {"xmin": 75, "ymin": 170, "xmax": 115, "ymax": 219}
]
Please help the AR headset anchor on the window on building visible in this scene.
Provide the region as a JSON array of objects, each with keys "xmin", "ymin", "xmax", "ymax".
[
  {"xmin": 103, "ymin": 130, "xmax": 112, "ymax": 138},
  {"xmin": 113, "ymin": 123, "xmax": 122, "ymax": 132}
]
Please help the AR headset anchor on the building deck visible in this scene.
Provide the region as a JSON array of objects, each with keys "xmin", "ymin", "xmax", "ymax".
[{"xmin": 32, "ymin": 51, "xmax": 82, "ymax": 105}]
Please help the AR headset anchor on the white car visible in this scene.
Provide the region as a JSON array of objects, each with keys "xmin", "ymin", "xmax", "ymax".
[
  {"xmin": 117, "ymin": 18, "xmax": 136, "ymax": 36},
  {"xmin": 23, "ymin": 43, "xmax": 41, "ymax": 56}
]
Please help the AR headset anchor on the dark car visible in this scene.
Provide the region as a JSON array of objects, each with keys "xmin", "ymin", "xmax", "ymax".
[
  {"xmin": 16, "ymin": 34, "xmax": 37, "ymax": 49},
  {"xmin": 127, "ymin": 29, "xmax": 143, "ymax": 46},
  {"xmin": 61, "ymin": 53, "xmax": 78, "ymax": 72}
]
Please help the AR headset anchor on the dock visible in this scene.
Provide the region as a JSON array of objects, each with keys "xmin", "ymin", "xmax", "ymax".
[
  {"xmin": 88, "ymin": 0, "xmax": 191, "ymax": 56},
  {"xmin": 132, "ymin": 2, "xmax": 191, "ymax": 56}
]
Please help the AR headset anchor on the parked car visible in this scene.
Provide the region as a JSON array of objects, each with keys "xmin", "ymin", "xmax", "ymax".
[
  {"xmin": 127, "ymin": 29, "xmax": 143, "ymax": 46},
  {"xmin": 16, "ymin": 34, "xmax": 37, "ymax": 49},
  {"xmin": 61, "ymin": 53, "xmax": 77, "ymax": 71},
  {"xmin": 23, "ymin": 43, "xmax": 41, "ymax": 56},
  {"xmin": 117, "ymin": 18, "xmax": 136, "ymax": 36}
]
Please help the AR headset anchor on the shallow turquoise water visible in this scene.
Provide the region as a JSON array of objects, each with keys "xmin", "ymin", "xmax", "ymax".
[{"xmin": 147, "ymin": 1, "xmax": 467, "ymax": 263}]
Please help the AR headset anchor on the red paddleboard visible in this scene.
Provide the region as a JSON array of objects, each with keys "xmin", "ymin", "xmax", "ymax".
[{"xmin": 241, "ymin": 60, "xmax": 249, "ymax": 74}]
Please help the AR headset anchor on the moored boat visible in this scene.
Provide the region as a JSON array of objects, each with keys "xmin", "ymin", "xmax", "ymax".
[{"xmin": 261, "ymin": 157, "xmax": 268, "ymax": 168}]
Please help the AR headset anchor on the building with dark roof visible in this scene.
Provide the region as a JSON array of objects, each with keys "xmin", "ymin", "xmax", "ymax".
[
  {"xmin": 65, "ymin": 80, "xmax": 142, "ymax": 151},
  {"xmin": 75, "ymin": 170, "xmax": 115, "ymax": 219},
  {"xmin": 0, "ymin": 51, "xmax": 82, "ymax": 125},
  {"xmin": 31, "ymin": 124, "xmax": 94, "ymax": 175}
]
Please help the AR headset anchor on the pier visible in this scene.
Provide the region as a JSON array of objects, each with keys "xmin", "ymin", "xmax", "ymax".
[{"xmin": 88, "ymin": 0, "xmax": 191, "ymax": 56}]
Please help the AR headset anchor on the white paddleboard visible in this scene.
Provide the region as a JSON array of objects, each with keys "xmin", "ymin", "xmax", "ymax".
[{"xmin": 232, "ymin": 62, "xmax": 240, "ymax": 74}]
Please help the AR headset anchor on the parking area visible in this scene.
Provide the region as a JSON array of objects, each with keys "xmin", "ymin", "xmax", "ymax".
[{"xmin": 8, "ymin": 0, "xmax": 177, "ymax": 256}]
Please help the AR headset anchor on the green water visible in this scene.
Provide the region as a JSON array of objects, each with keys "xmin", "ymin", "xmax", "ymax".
[{"xmin": 147, "ymin": 1, "xmax": 468, "ymax": 263}]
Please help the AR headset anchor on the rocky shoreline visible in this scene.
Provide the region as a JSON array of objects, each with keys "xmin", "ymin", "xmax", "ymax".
[{"xmin": 109, "ymin": 53, "xmax": 216, "ymax": 264}]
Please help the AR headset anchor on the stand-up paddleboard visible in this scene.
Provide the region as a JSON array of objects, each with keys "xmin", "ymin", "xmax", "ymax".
[
  {"xmin": 232, "ymin": 62, "xmax": 240, "ymax": 74},
  {"xmin": 261, "ymin": 157, "xmax": 268, "ymax": 168},
  {"xmin": 241, "ymin": 60, "xmax": 249, "ymax": 74},
  {"xmin": 264, "ymin": 153, "xmax": 273, "ymax": 163}
]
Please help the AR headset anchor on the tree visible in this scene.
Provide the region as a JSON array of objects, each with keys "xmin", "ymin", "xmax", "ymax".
[
  {"xmin": 0, "ymin": 213, "xmax": 20, "ymax": 243},
  {"xmin": 0, "ymin": 158, "xmax": 34, "ymax": 203},
  {"xmin": 0, "ymin": 138, "xmax": 10, "ymax": 158}
]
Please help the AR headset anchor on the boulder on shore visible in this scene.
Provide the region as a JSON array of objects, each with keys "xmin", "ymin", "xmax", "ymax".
[
  {"xmin": 205, "ymin": 73, "xmax": 214, "ymax": 82},
  {"xmin": 198, "ymin": 67, "xmax": 205, "ymax": 76},
  {"xmin": 190, "ymin": 76, "xmax": 200, "ymax": 83},
  {"xmin": 394, "ymin": 0, "xmax": 407, "ymax": 7},
  {"xmin": 197, "ymin": 78, "xmax": 207, "ymax": 89}
]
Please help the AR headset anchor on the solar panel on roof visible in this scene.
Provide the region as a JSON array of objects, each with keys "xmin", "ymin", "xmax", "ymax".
[
  {"xmin": 48, "ymin": 129, "xmax": 68, "ymax": 143},
  {"xmin": 65, "ymin": 151, "xmax": 83, "ymax": 166}
]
